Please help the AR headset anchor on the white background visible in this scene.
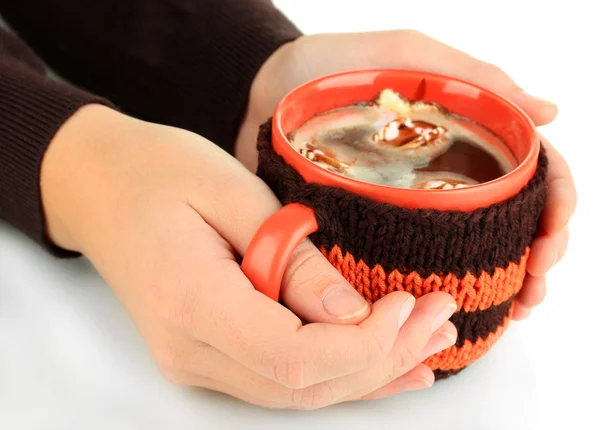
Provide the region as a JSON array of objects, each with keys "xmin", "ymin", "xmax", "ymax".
[{"xmin": 1, "ymin": 1, "xmax": 598, "ymax": 429}]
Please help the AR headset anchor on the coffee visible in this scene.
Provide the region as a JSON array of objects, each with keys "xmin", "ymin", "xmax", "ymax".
[{"xmin": 288, "ymin": 89, "xmax": 516, "ymax": 190}]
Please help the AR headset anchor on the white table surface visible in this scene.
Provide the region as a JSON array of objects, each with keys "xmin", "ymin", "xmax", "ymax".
[{"xmin": 1, "ymin": 1, "xmax": 598, "ymax": 429}]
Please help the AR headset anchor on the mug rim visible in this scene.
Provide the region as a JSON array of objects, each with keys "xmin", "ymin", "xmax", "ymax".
[{"xmin": 271, "ymin": 69, "xmax": 539, "ymax": 212}]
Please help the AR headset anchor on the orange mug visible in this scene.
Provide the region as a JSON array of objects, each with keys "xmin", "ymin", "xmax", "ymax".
[{"xmin": 241, "ymin": 69, "xmax": 547, "ymax": 378}]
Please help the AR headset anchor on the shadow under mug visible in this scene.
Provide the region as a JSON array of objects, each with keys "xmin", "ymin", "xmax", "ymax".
[{"xmin": 241, "ymin": 69, "xmax": 547, "ymax": 378}]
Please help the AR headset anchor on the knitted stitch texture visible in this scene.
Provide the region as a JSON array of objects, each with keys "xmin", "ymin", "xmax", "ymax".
[{"xmin": 256, "ymin": 119, "xmax": 548, "ymax": 379}]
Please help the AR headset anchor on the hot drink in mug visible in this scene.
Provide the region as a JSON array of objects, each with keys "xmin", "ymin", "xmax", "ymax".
[{"xmin": 288, "ymin": 88, "xmax": 516, "ymax": 190}]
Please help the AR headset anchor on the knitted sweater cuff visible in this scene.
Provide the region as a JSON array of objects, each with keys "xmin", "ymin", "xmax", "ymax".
[{"xmin": 0, "ymin": 61, "xmax": 114, "ymax": 257}]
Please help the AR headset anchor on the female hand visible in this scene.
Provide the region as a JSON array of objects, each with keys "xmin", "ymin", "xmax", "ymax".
[
  {"xmin": 39, "ymin": 104, "xmax": 458, "ymax": 408},
  {"xmin": 236, "ymin": 30, "xmax": 577, "ymax": 320}
]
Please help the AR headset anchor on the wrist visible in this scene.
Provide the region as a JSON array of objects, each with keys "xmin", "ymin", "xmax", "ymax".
[{"xmin": 40, "ymin": 104, "xmax": 133, "ymax": 253}]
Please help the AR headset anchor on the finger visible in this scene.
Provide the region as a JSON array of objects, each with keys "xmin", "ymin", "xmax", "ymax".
[
  {"xmin": 194, "ymin": 266, "xmax": 416, "ymax": 389},
  {"xmin": 312, "ymin": 31, "xmax": 556, "ymax": 125},
  {"xmin": 279, "ymin": 292, "xmax": 455, "ymax": 408},
  {"xmin": 186, "ymin": 374, "xmax": 290, "ymax": 409},
  {"xmin": 389, "ymin": 293, "xmax": 457, "ymax": 374},
  {"xmin": 168, "ymin": 338, "xmax": 432, "ymax": 410},
  {"xmin": 280, "ymin": 239, "xmax": 370, "ymax": 324},
  {"xmin": 303, "ymin": 292, "xmax": 456, "ymax": 405},
  {"xmin": 538, "ymin": 135, "xmax": 577, "ymax": 235},
  {"xmin": 384, "ymin": 31, "xmax": 558, "ymax": 126},
  {"xmin": 334, "ymin": 296, "xmax": 456, "ymax": 401},
  {"xmin": 555, "ymin": 226, "xmax": 570, "ymax": 265},
  {"xmin": 187, "ymin": 292, "xmax": 452, "ymax": 410},
  {"xmin": 511, "ymin": 301, "xmax": 531, "ymax": 320},
  {"xmin": 515, "ymin": 274, "xmax": 547, "ymax": 309},
  {"xmin": 527, "ymin": 235, "xmax": 558, "ymax": 277},
  {"xmin": 164, "ymin": 343, "xmax": 295, "ymax": 409},
  {"xmin": 359, "ymin": 364, "xmax": 434, "ymax": 401},
  {"xmin": 419, "ymin": 321, "xmax": 458, "ymax": 361},
  {"xmin": 527, "ymin": 227, "xmax": 569, "ymax": 276}
]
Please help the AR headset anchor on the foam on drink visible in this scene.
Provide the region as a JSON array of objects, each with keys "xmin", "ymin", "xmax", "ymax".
[{"xmin": 288, "ymin": 89, "xmax": 516, "ymax": 190}]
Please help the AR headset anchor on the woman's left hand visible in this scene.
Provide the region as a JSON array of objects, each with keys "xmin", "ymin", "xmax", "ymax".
[{"xmin": 236, "ymin": 30, "xmax": 576, "ymax": 321}]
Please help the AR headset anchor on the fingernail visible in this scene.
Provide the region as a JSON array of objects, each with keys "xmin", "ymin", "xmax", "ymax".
[
  {"xmin": 440, "ymin": 327, "xmax": 457, "ymax": 341},
  {"xmin": 431, "ymin": 303, "xmax": 457, "ymax": 333},
  {"xmin": 398, "ymin": 295, "xmax": 416, "ymax": 329},
  {"xmin": 551, "ymin": 247, "xmax": 559, "ymax": 268},
  {"xmin": 323, "ymin": 285, "xmax": 369, "ymax": 320},
  {"xmin": 420, "ymin": 330, "xmax": 457, "ymax": 360},
  {"xmin": 402, "ymin": 377, "xmax": 433, "ymax": 391},
  {"xmin": 560, "ymin": 205, "xmax": 572, "ymax": 234}
]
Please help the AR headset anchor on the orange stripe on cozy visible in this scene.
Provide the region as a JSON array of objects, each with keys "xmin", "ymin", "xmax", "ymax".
[
  {"xmin": 424, "ymin": 316, "xmax": 510, "ymax": 371},
  {"xmin": 321, "ymin": 245, "xmax": 529, "ymax": 312}
]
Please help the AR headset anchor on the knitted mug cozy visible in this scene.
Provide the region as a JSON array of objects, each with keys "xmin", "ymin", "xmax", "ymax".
[{"xmin": 255, "ymin": 119, "xmax": 548, "ymax": 379}]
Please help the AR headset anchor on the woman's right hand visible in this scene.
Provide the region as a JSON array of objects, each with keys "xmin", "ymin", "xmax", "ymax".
[{"xmin": 39, "ymin": 104, "xmax": 457, "ymax": 409}]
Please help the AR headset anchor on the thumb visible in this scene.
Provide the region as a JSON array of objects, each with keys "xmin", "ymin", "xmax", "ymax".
[
  {"xmin": 280, "ymin": 239, "xmax": 370, "ymax": 324},
  {"xmin": 189, "ymin": 153, "xmax": 370, "ymax": 325}
]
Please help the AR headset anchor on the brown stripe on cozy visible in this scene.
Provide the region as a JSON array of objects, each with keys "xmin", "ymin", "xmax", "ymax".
[
  {"xmin": 433, "ymin": 367, "xmax": 465, "ymax": 380},
  {"xmin": 256, "ymin": 119, "xmax": 548, "ymax": 278},
  {"xmin": 451, "ymin": 298, "xmax": 513, "ymax": 347},
  {"xmin": 320, "ymin": 244, "xmax": 527, "ymax": 312}
]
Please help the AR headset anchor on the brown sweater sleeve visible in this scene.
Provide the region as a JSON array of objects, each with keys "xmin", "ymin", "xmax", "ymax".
[
  {"xmin": 0, "ymin": 0, "xmax": 302, "ymax": 154},
  {"xmin": 0, "ymin": 26, "xmax": 113, "ymax": 254},
  {"xmin": 0, "ymin": 1, "xmax": 301, "ymax": 255}
]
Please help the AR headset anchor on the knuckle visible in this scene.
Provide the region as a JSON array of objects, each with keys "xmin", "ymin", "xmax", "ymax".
[
  {"xmin": 283, "ymin": 243, "xmax": 325, "ymax": 292},
  {"xmin": 363, "ymin": 332, "xmax": 388, "ymax": 366},
  {"xmin": 154, "ymin": 348, "xmax": 181, "ymax": 372},
  {"xmin": 486, "ymin": 63, "xmax": 505, "ymax": 76},
  {"xmin": 264, "ymin": 350, "xmax": 307, "ymax": 389},
  {"xmin": 481, "ymin": 62, "xmax": 511, "ymax": 82},
  {"xmin": 290, "ymin": 384, "xmax": 335, "ymax": 410},
  {"xmin": 399, "ymin": 29, "xmax": 427, "ymax": 41},
  {"xmin": 395, "ymin": 29, "xmax": 434, "ymax": 50},
  {"xmin": 378, "ymin": 370, "xmax": 396, "ymax": 390},
  {"xmin": 396, "ymin": 343, "xmax": 420, "ymax": 371},
  {"xmin": 160, "ymin": 369, "xmax": 189, "ymax": 386},
  {"xmin": 381, "ymin": 358, "xmax": 398, "ymax": 385},
  {"xmin": 154, "ymin": 348, "xmax": 189, "ymax": 385}
]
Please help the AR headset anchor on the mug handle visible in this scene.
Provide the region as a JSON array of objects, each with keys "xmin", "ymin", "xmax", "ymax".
[{"xmin": 241, "ymin": 203, "xmax": 318, "ymax": 301}]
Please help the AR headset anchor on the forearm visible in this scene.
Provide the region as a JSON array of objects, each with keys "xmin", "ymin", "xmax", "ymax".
[
  {"xmin": 0, "ymin": 0, "xmax": 302, "ymax": 154},
  {"xmin": 0, "ymin": 26, "xmax": 113, "ymax": 255}
]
